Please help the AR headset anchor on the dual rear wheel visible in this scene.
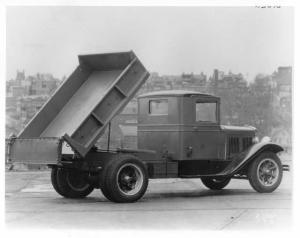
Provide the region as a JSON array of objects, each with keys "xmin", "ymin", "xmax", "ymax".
[
  {"xmin": 51, "ymin": 155, "xmax": 149, "ymax": 203},
  {"xmin": 100, "ymin": 156, "xmax": 149, "ymax": 203},
  {"xmin": 51, "ymin": 167, "xmax": 94, "ymax": 198}
]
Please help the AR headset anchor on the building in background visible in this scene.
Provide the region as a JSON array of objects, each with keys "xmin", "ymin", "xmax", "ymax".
[
  {"xmin": 6, "ymin": 71, "xmax": 61, "ymax": 137},
  {"xmin": 272, "ymin": 66, "xmax": 292, "ymax": 109},
  {"xmin": 270, "ymin": 66, "xmax": 292, "ymax": 152}
]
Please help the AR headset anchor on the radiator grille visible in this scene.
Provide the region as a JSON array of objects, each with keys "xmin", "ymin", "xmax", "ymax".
[
  {"xmin": 228, "ymin": 137, "xmax": 240, "ymax": 154},
  {"xmin": 242, "ymin": 137, "xmax": 253, "ymax": 150}
]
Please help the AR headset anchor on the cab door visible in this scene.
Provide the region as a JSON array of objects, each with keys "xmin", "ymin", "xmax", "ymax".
[{"xmin": 181, "ymin": 96, "xmax": 226, "ymax": 160}]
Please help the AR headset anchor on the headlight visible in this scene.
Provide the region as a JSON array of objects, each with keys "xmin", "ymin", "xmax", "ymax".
[
  {"xmin": 252, "ymin": 136, "xmax": 259, "ymax": 144},
  {"xmin": 261, "ymin": 136, "xmax": 271, "ymax": 143}
]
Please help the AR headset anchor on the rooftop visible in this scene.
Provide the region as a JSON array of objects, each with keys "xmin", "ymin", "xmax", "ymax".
[{"xmin": 138, "ymin": 90, "xmax": 217, "ymax": 98}]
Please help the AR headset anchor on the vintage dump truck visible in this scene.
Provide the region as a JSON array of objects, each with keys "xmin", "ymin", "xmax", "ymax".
[{"xmin": 8, "ymin": 51, "xmax": 288, "ymax": 203}]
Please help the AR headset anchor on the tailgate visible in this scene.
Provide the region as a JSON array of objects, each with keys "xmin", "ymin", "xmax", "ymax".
[{"xmin": 8, "ymin": 137, "xmax": 62, "ymax": 165}]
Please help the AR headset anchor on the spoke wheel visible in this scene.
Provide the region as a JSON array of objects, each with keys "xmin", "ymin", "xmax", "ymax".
[
  {"xmin": 248, "ymin": 152, "xmax": 283, "ymax": 193},
  {"xmin": 257, "ymin": 158, "xmax": 280, "ymax": 187}
]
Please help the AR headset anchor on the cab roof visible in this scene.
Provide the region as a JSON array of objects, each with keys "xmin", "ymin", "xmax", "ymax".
[{"xmin": 138, "ymin": 90, "xmax": 219, "ymax": 99}]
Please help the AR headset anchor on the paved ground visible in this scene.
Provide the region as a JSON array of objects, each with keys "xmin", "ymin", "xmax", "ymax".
[{"xmin": 5, "ymin": 170, "xmax": 292, "ymax": 230}]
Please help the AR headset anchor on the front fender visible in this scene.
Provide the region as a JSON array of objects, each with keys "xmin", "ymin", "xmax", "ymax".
[
  {"xmin": 244, "ymin": 141, "xmax": 284, "ymax": 159},
  {"xmin": 215, "ymin": 142, "xmax": 284, "ymax": 176}
]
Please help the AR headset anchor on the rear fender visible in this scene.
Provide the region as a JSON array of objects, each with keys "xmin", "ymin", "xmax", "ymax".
[{"xmin": 217, "ymin": 142, "xmax": 284, "ymax": 176}]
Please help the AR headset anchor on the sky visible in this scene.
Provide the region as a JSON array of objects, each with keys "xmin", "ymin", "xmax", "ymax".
[{"xmin": 6, "ymin": 6, "xmax": 294, "ymax": 81}]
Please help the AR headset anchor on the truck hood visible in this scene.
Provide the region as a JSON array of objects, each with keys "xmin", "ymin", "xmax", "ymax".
[{"xmin": 220, "ymin": 125, "xmax": 256, "ymax": 133}]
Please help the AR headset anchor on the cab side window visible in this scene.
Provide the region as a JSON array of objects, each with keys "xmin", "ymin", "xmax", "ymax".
[
  {"xmin": 196, "ymin": 102, "xmax": 217, "ymax": 123},
  {"xmin": 149, "ymin": 99, "xmax": 168, "ymax": 115}
]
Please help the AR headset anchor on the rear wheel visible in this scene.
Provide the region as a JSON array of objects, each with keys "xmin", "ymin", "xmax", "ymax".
[
  {"xmin": 100, "ymin": 155, "xmax": 148, "ymax": 203},
  {"xmin": 51, "ymin": 167, "xmax": 94, "ymax": 198},
  {"xmin": 201, "ymin": 177, "xmax": 231, "ymax": 190},
  {"xmin": 51, "ymin": 167, "xmax": 67, "ymax": 197},
  {"xmin": 247, "ymin": 152, "xmax": 283, "ymax": 193}
]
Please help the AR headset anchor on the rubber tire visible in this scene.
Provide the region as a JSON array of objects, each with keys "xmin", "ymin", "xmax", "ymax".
[
  {"xmin": 248, "ymin": 152, "xmax": 283, "ymax": 193},
  {"xmin": 201, "ymin": 177, "xmax": 231, "ymax": 190},
  {"xmin": 51, "ymin": 167, "xmax": 94, "ymax": 198},
  {"xmin": 51, "ymin": 167, "xmax": 68, "ymax": 197},
  {"xmin": 100, "ymin": 155, "xmax": 149, "ymax": 203},
  {"xmin": 99, "ymin": 159, "xmax": 117, "ymax": 202}
]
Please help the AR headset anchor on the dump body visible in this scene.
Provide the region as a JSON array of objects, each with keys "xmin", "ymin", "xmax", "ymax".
[{"xmin": 10, "ymin": 51, "xmax": 149, "ymax": 163}]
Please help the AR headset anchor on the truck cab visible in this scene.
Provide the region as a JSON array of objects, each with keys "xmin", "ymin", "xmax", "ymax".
[{"xmin": 138, "ymin": 90, "xmax": 256, "ymax": 162}]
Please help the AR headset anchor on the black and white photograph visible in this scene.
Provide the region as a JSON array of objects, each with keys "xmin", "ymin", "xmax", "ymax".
[{"xmin": 2, "ymin": 1, "xmax": 297, "ymax": 233}]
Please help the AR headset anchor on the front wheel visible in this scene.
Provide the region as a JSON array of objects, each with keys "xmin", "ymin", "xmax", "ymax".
[
  {"xmin": 51, "ymin": 167, "xmax": 94, "ymax": 198},
  {"xmin": 247, "ymin": 152, "xmax": 283, "ymax": 193},
  {"xmin": 101, "ymin": 156, "xmax": 149, "ymax": 203},
  {"xmin": 201, "ymin": 177, "xmax": 231, "ymax": 190}
]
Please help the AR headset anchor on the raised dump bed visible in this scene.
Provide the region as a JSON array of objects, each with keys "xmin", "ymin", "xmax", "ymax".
[{"xmin": 12, "ymin": 51, "xmax": 149, "ymax": 161}]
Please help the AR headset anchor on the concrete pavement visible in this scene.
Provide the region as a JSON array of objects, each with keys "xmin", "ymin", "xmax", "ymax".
[{"xmin": 5, "ymin": 170, "xmax": 292, "ymax": 230}]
